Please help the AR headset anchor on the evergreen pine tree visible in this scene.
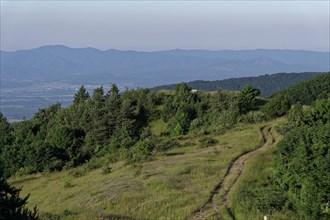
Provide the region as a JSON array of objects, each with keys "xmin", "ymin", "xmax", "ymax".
[{"xmin": 0, "ymin": 177, "xmax": 38, "ymax": 219}]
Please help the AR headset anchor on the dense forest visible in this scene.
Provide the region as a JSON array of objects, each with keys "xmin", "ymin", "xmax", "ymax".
[
  {"xmin": 152, "ymin": 72, "xmax": 322, "ymax": 96},
  {"xmin": 1, "ymin": 72, "xmax": 329, "ymax": 219}
]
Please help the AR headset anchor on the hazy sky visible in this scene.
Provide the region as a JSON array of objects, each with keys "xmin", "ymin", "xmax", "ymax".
[{"xmin": 1, "ymin": 1, "xmax": 329, "ymax": 52}]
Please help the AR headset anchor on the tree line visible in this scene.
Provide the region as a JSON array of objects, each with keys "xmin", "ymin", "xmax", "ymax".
[
  {"xmin": 262, "ymin": 72, "xmax": 330, "ymax": 118},
  {"xmin": 1, "ymin": 73, "xmax": 328, "ymax": 177},
  {"xmin": 152, "ymin": 72, "xmax": 323, "ymax": 97},
  {"xmin": 0, "ymin": 83, "xmax": 264, "ymax": 178}
]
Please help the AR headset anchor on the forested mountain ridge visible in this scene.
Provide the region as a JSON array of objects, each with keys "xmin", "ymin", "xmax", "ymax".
[
  {"xmin": 152, "ymin": 72, "xmax": 323, "ymax": 97},
  {"xmin": 263, "ymin": 72, "xmax": 330, "ymax": 118},
  {"xmin": 271, "ymin": 72, "xmax": 330, "ymax": 103}
]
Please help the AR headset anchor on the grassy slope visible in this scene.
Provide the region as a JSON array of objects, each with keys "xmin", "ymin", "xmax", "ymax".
[
  {"xmin": 227, "ymin": 120, "xmax": 294, "ymax": 220},
  {"xmin": 9, "ymin": 120, "xmax": 281, "ymax": 220}
]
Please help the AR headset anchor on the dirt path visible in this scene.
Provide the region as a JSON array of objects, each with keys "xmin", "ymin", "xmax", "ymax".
[{"xmin": 189, "ymin": 126, "xmax": 275, "ymax": 220}]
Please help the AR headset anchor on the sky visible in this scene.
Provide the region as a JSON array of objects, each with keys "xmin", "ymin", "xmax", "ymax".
[{"xmin": 1, "ymin": 1, "xmax": 329, "ymax": 52}]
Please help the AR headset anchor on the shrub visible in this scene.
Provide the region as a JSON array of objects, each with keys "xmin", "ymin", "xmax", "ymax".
[
  {"xmin": 262, "ymin": 93, "xmax": 291, "ymax": 118},
  {"xmin": 154, "ymin": 137, "xmax": 179, "ymax": 151},
  {"xmin": 125, "ymin": 140, "xmax": 155, "ymax": 164},
  {"xmin": 239, "ymin": 111, "xmax": 267, "ymax": 123},
  {"xmin": 101, "ymin": 165, "xmax": 112, "ymax": 175},
  {"xmin": 84, "ymin": 157, "xmax": 103, "ymax": 171},
  {"xmin": 199, "ymin": 137, "xmax": 219, "ymax": 148}
]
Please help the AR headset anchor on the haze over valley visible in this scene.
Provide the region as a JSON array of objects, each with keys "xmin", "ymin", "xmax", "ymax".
[{"xmin": 1, "ymin": 46, "xmax": 329, "ymax": 120}]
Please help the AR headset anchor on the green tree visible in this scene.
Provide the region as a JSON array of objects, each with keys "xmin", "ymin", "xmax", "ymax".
[
  {"xmin": 104, "ymin": 84, "xmax": 122, "ymax": 142},
  {"xmin": 163, "ymin": 83, "xmax": 199, "ymax": 135},
  {"xmin": 85, "ymin": 86, "xmax": 108, "ymax": 150},
  {"xmin": 211, "ymin": 90, "xmax": 232, "ymax": 111},
  {"xmin": 48, "ymin": 125, "xmax": 84, "ymax": 164},
  {"xmin": 73, "ymin": 85, "xmax": 89, "ymax": 106},
  {"xmin": 0, "ymin": 178, "xmax": 38, "ymax": 219},
  {"xmin": 117, "ymin": 88, "xmax": 154, "ymax": 144},
  {"xmin": 237, "ymin": 86, "xmax": 260, "ymax": 114},
  {"xmin": 0, "ymin": 113, "xmax": 12, "ymax": 148},
  {"xmin": 71, "ymin": 85, "xmax": 90, "ymax": 130},
  {"xmin": 262, "ymin": 93, "xmax": 291, "ymax": 118}
]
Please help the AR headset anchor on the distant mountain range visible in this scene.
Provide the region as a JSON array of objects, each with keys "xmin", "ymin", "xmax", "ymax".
[
  {"xmin": 1, "ymin": 45, "xmax": 329, "ymax": 120},
  {"xmin": 1, "ymin": 45, "xmax": 329, "ymax": 89},
  {"xmin": 151, "ymin": 72, "xmax": 324, "ymax": 97}
]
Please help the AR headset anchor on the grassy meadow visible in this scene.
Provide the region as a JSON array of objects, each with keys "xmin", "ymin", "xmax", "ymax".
[{"xmin": 9, "ymin": 119, "xmax": 283, "ymax": 220}]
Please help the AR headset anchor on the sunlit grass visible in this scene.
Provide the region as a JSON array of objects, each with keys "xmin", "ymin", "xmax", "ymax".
[
  {"xmin": 10, "ymin": 121, "xmax": 278, "ymax": 219},
  {"xmin": 225, "ymin": 118, "xmax": 297, "ymax": 220}
]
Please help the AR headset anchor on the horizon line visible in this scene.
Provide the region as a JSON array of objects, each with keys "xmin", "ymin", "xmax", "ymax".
[{"xmin": 1, "ymin": 44, "xmax": 329, "ymax": 53}]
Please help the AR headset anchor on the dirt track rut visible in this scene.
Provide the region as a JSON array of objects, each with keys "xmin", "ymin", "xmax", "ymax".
[{"xmin": 189, "ymin": 126, "xmax": 275, "ymax": 220}]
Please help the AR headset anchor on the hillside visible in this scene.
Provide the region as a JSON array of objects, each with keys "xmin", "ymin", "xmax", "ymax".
[
  {"xmin": 2, "ymin": 75, "xmax": 329, "ymax": 220},
  {"xmin": 9, "ymin": 121, "xmax": 281, "ymax": 219},
  {"xmin": 262, "ymin": 72, "xmax": 330, "ymax": 118},
  {"xmin": 271, "ymin": 72, "xmax": 330, "ymax": 104},
  {"xmin": 152, "ymin": 72, "xmax": 323, "ymax": 96}
]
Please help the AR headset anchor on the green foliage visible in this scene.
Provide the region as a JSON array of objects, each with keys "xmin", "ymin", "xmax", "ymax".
[
  {"xmin": 275, "ymin": 99, "xmax": 330, "ymax": 219},
  {"xmin": 287, "ymin": 103, "xmax": 304, "ymax": 126},
  {"xmin": 172, "ymin": 123, "xmax": 183, "ymax": 137},
  {"xmin": 84, "ymin": 86, "xmax": 108, "ymax": 149},
  {"xmin": 264, "ymin": 72, "xmax": 330, "ymax": 118},
  {"xmin": 0, "ymin": 113, "xmax": 13, "ymax": 148},
  {"xmin": 73, "ymin": 85, "xmax": 89, "ymax": 105},
  {"xmin": 304, "ymin": 99, "xmax": 330, "ymax": 125},
  {"xmin": 84, "ymin": 157, "xmax": 104, "ymax": 171},
  {"xmin": 48, "ymin": 126, "xmax": 84, "ymax": 162},
  {"xmin": 163, "ymin": 83, "xmax": 202, "ymax": 135},
  {"xmin": 283, "ymin": 73, "xmax": 330, "ymax": 105},
  {"xmin": 0, "ymin": 80, "xmax": 297, "ymax": 179},
  {"xmin": 239, "ymin": 111, "xmax": 267, "ymax": 123},
  {"xmin": 154, "ymin": 137, "xmax": 179, "ymax": 152},
  {"xmin": 0, "ymin": 178, "xmax": 38, "ymax": 219},
  {"xmin": 0, "ymin": 84, "xmax": 160, "ymax": 177},
  {"xmin": 276, "ymin": 104, "xmax": 304, "ymax": 135},
  {"xmin": 210, "ymin": 90, "xmax": 237, "ymax": 112},
  {"xmin": 238, "ymin": 86, "xmax": 261, "ymax": 114},
  {"xmin": 232, "ymin": 175, "xmax": 287, "ymax": 215},
  {"xmin": 262, "ymin": 93, "xmax": 291, "ymax": 118},
  {"xmin": 125, "ymin": 140, "xmax": 155, "ymax": 164},
  {"xmin": 101, "ymin": 165, "xmax": 112, "ymax": 175},
  {"xmin": 231, "ymin": 100, "xmax": 330, "ymax": 219}
]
